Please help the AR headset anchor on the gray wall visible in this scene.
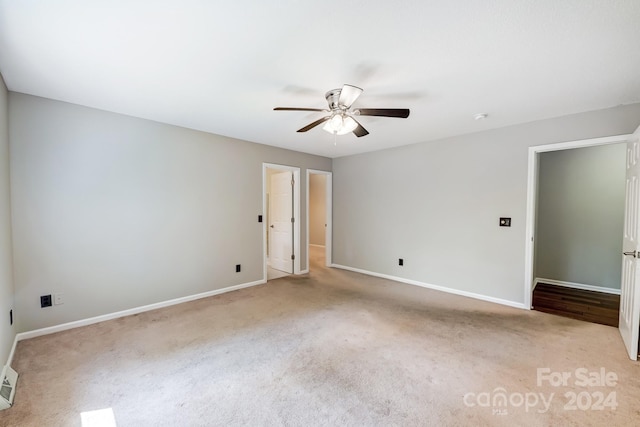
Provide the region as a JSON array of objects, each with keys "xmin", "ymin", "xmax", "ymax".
[
  {"xmin": 309, "ymin": 174, "xmax": 326, "ymax": 246},
  {"xmin": 536, "ymin": 144, "xmax": 626, "ymax": 290},
  {"xmin": 9, "ymin": 93, "xmax": 331, "ymax": 332},
  {"xmin": 333, "ymin": 103, "xmax": 640, "ymax": 305},
  {"xmin": 5, "ymin": 90, "xmax": 640, "ymax": 333},
  {"xmin": 0, "ymin": 75, "xmax": 15, "ymax": 364}
]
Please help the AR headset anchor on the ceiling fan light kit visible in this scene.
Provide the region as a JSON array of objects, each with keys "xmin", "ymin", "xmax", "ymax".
[
  {"xmin": 274, "ymin": 84, "xmax": 410, "ymax": 138},
  {"xmin": 323, "ymin": 114, "xmax": 358, "ymax": 135}
]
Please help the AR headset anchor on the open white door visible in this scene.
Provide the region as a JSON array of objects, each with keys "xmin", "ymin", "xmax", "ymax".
[
  {"xmin": 269, "ymin": 171, "xmax": 294, "ymax": 273},
  {"xmin": 619, "ymin": 125, "xmax": 640, "ymax": 360}
]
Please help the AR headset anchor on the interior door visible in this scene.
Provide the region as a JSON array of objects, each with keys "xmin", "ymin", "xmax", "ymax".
[
  {"xmin": 269, "ymin": 171, "xmax": 294, "ymax": 273},
  {"xmin": 619, "ymin": 125, "xmax": 640, "ymax": 360}
]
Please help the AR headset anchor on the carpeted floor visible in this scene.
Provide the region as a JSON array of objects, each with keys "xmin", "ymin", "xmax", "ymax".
[{"xmin": 1, "ymin": 246, "xmax": 639, "ymax": 426}]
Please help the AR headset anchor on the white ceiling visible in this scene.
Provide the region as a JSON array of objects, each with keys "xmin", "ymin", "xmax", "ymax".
[{"xmin": 1, "ymin": 1, "xmax": 639, "ymax": 158}]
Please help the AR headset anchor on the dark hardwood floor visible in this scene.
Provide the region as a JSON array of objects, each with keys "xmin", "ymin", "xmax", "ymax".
[{"xmin": 532, "ymin": 283, "xmax": 620, "ymax": 327}]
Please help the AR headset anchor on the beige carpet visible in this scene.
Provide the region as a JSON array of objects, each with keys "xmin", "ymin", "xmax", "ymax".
[{"xmin": 2, "ymin": 246, "xmax": 639, "ymax": 426}]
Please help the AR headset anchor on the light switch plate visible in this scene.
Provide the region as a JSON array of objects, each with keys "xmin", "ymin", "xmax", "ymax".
[{"xmin": 499, "ymin": 217, "xmax": 511, "ymax": 227}]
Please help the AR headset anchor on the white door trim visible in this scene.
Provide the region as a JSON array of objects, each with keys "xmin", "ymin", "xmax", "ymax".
[
  {"xmin": 263, "ymin": 163, "xmax": 301, "ymax": 280},
  {"xmin": 524, "ymin": 134, "xmax": 631, "ymax": 309},
  {"xmin": 306, "ymin": 169, "xmax": 333, "ymax": 268}
]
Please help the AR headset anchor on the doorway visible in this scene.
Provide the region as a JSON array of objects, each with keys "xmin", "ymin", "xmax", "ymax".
[
  {"xmin": 524, "ymin": 130, "xmax": 640, "ymax": 360},
  {"xmin": 263, "ymin": 163, "xmax": 301, "ymax": 281},
  {"xmin": 532, "ymin": 143, "xmax": 625, "ymax": 326},
  {"xmin": 307, "ymin": 170, "xmax": 332, "ymax": 271}
]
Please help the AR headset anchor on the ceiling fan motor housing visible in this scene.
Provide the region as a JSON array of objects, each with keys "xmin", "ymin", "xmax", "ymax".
[{"xmin": 325, "ymin": 89, "xmax": 344, "ymax": 111}]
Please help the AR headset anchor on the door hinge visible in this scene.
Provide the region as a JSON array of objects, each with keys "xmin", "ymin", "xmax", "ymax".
[
  {"xmin": 291, "ymin": 254, "xmax": 295, "ymax": 260},
  {"xmin": 291, "ymin": 217, "xmax": 295, "ymax": 223}
]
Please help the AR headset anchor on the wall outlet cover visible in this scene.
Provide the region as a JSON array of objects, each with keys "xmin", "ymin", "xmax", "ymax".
[{"xmin": 54, "ymin": 293, "xmax": 64, "ymax": 305}]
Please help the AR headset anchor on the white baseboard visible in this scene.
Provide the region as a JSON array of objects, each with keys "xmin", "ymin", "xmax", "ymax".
[
  {"xmin": 330, "ymin": 264, "xmax": 527, "ymax": 310},
  {"xmin": 534, "ymin": 277, "xmax": 621, "ymax": 295},
  {"xmin": 12, "ymin": 279, "xmax": 266, "ymax": 344}
]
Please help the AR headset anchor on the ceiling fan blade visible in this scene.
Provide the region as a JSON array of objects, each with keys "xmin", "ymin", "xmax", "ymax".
[
  {"xmin": 297, "ymin": 116, "xmax": 330, "ymax": 133},
  {"xmin": 357, "ymin": 108, "xmax": 410, "ymax": 118},
  {"xmin": 338, "ymin": 84, "xmax": 363, "ymax": 109},
  {"xmin": 352, "ymin": 117, "xmax": 369, "ymax": 137},
  {"xmin": 274, "ymin": 107, "xmax": 327, "ymax": 112}
]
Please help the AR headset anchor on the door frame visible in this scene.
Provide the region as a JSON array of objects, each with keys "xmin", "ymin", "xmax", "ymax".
[
  {"xmin": 523, "ymin": 133, "xmax": 632, "ymax": 309},
  {"xmin": 263, "ymin": 163, "xmax": 301, "ymax": 280},
  {"xmin": 306, "ymin": 169, "xmax": 333, "ymax": 268}
]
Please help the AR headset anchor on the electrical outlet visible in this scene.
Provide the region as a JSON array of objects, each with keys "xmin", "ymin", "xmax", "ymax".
[
  {"xmin": 236, "ymin": 264, "xmax": 241, "ymax": 273},
  {"xmin": 54, "ymin": 293, "xmax": 64, "ymax": 305},
  {"xmin": 40, "ymin": 295, "xmax": 52, "ymax": 308}
]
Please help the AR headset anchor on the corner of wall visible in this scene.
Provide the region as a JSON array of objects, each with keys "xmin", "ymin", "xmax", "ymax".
[{"xmin": 0, "ymin": 72, "xmax": 17, "ymax": 367}]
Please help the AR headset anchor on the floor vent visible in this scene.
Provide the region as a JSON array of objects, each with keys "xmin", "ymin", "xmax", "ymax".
[{"xmin": 0, "ymin": 365, "xmax": 18, "ymax": 410}]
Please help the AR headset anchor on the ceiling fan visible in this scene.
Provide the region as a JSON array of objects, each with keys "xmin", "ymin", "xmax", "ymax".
[{"xmin": 274, "ymin": 84, "xmax": 410, "ymax": 137}]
